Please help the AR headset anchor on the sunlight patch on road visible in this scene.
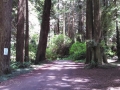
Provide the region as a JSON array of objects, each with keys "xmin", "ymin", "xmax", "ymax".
[
  {"xmin": 73, "ymin": 78, "xmax": 89, "ymax": 83},
  {"xmin": 107, "ymin": 59, "xmax": 117, "ymax": 63},
  {"xmin": 73, "ymin": 86, "xmax": 90, "ymax": 90},
  {"xmin": 40, "ymin": 65, "xmax": 63, "ymax": 71},
  {"xmin": 54, "ymin": 81, "xmax": 71, "ymax": 87},
  {"xmin": 63, "ymin": 66, "xmax": 79, "ymax": 69},
  {"xmin": 54, "ymin": 60, "xmax": 76, "ymax": 65},
  {"xmin": 62, "ymin": 76, "xmax": 90, "ymax": 83},
  {"xmin": 47, "ymin": 81, "xmax": 71, "ymax": 88},
  {"xmin": 0, "ymin": 86, "xmax": 8, "ymax": 89},
  {"xmin": 40, "ymin": 64, "xmax": 82, "ymax": 71},
  {"xmin": 107, "ymin": 87, "xmax": 120, "ymax": 90},
  {"xmin": 47, "ymin": 76, "xmax": 56, "ymax": 80},
  {"xmin": 1, "ymin": 89, "xmax": 9, "ymax": 90},
  {"xmin": 62, "ymin": 76, "xmax": 71, "ymax": 82},
  {"xmin": 113, "ymin": 79, "xmax": 120, "ymax": 83}
]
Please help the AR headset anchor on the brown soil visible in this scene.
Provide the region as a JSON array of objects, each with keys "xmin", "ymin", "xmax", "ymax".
[{"xmin": 0, "ymin": 60, "xmax": 120, "ymax": 90}]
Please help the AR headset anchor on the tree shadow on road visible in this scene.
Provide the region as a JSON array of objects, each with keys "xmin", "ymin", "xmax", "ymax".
[{"xmin": 0, "ymin": 60, "xmax": 120, "ymax": 90}]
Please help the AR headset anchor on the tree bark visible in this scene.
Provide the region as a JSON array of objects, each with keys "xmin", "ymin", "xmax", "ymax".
[
  {"xmin": 85, "ymin": 0, "xmax": 107, "ymax": 67},
  {"xmin": 25, "ymin": 0, "xmax": 29, "ymax": 62},
  {"xmin": 114, "ymin": 0, "xmax": 120, "ymax": 61},
  {"xmin": 78, "ymin": 0, "xmax": 85, "ymax": 42},
  {"xmin": 63, "ymin": 2, "xmax": 66, "ymax": 39},
  {"xmin": 56, "ymin": 0, "xmax": 60, "ymax": 35},
  {"xmin": 93, "ymin": 0, "xmax": 101, "ymax": 42},
  {"xmin": 0, "ymin": 0, "xmax": 12, "ymax": 74},
  {"xmin": 16, "ymin": 0, "xmax": 25, "ymax": 63},
  {"xmin": 35, "ymin": 0, "xmax": 51, "ymax": 64},
  {"xmin": 85, "ymin": 0, "xmax": 93, "ymax": 64}
]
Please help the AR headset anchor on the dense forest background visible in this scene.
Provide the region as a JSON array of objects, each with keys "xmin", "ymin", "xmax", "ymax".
[{"xmin": 0, "ymin": 0, "xmax": 120, "ymax": 75}]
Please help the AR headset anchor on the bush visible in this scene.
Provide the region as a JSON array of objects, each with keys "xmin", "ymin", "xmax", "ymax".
[
  {"xmin": 105, "ymin": 47, "xmax": 116, "ymax": 57},
  {"xmin": 69, "ymin": 41, "xmax": 86, "ymax": 60},
  {"xmin": 46, "ymin": 34, "xmax": 72, "ymax": 60},
  {"xmin": 10, "ymin": 61, "xmax": 31, "ymax": 70},
  {"xmin": 29, "ymin": 34, "xmax": 38, "ymax": 60}
]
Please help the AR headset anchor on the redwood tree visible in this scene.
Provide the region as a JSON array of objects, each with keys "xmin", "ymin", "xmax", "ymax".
[
  {"xmin": 25, "ymin": 0, "xmax": 29, "ymax": 62},
  {"xmin": 114, "ymin": 0, "xmax": 120, "ymax": 61},
  {"xmin": 85, "ymin": 0, "xmax": 93, "ymax": 64},
  {"xmin": 16, "ymin": 0, "xmax": 25, "ymax": 63},
  {"xmin": 35, "ymin": 0, "xmax": 51, "ymax": 64},
  {"xmin": 0, "ymin": 0, "xmax": 12, "ymax": 74},
  {"xmin": 85, "ymin": 0, "xmax": 107, "ymax": 68}
]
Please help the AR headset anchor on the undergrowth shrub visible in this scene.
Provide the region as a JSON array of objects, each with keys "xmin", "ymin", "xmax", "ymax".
[
  {"xmin": 10, "ymin": 61, "xmax": 31, "ymax": 70},
  {"xmin": 46, "ymin": 34, "xmax": 72, "ymax": 60},
  {"xmin": 29, "ymin": 34, "xmax": 38, "ymax": 60},
  {"xmin": 69, "ymin": 41, "xmax": 86, "ymax": 60},
  {"xmin": 105, "ymin": 46, "xmax": 116, "ymax": 57}
]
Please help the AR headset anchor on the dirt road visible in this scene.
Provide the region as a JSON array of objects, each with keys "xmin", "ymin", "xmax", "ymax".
[{"xmin": 0, "ymin": 60, "xmax": 120, "ymax": 90}]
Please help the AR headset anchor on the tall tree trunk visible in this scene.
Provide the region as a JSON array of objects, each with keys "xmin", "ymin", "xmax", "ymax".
[
  {"xmin": 114, "ymin": 0, "xmax": 120, "ymax": 61},
  {"xmin": 0, "ymin": 0, "xmax": 12, "ymax": 74},
  {"xmin": 63, "ymin": 2, "xmax": 66, "ymax": 39},
  {"xmin": 57, "ymin": 0, "xmax": 60, "ymax": 34},
  {"xmin": 102, "ymin": 1, "xmax": 108, "ymax": 46},
  {"xmin": 85, "ymin": 0, "xmax": 107, "ymax": 67},
  {"xmin": 85, "ymin": 0, "xmax": 93, "ymax": 64},
  {"xmin": 103, "ymin": 0, "xmax": 108, "ymax": 6},
  {"xmin": 116, "ymin": 20, "xmax": 120, "ymax": 61},
  {"xmin": 71, "ymin": 0, "xmax": 75, "ymax": 40},
  {"xmin": 16, "ymin": 0, "xmax": 25, "ymax": 63},
  {"xmin": 92, "ymin": 0, "xmax": 102, "ymax": 65},
  {"xmin": 57, "ymin": 18, "xmax": 60, "ymax": 34},
  {"xmin": 35, "ymin": 0, "xmax": 51, "ymax": 64},
  {"xmin": 25, "ymin": 0, "xmax": 29, "ymax": 62},
  {"xmin": 93, "ymin": 0, "xmax": 101, "ymax": 42},
  {"xmin": 78, "ymin": 0, "xmax": 85, "ymax": 42}
]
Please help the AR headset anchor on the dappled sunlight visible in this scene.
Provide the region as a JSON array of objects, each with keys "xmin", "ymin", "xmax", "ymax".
[
  {"xmin": 107, "ymin": 87, "xmax": 120, "ymax": 90},
  {"xmin": 108, "ymin": 59, "xmax": 117, "ymax": 63},
  {"xmin": 73, "ymin": 78, "xmax": 90, "ymax": 83},
  {"xmin": 1, "ymin": 60, "xmax": 120, "ymax": 90},
  {"xmin": 38, "ymin": 61, "xmax": 84, "ymax": 71},
  {"xmin": 108, "ymin": 59, "xmax": 120, "ymax": 67},
  {"xmin": 113, "ymin": 79, "xmax": 120, "ymax": 83},
  {"xmin": 46, "ymin": 76, "xmax": 56, "ymax": 81},
  {"xmin": 51, "ymin": 81, "xmax": 71, "ymax": 87},
  {"xmin": 40, "ymin": 65, "xmax": 63, "ymax": 71},
  {"xmin": 61, "ymin": 76, "xmax": 90, "ymax": 83},
  {"xmin": 1, "ymin": 89, "xmax": 9, "ymax": 90}
]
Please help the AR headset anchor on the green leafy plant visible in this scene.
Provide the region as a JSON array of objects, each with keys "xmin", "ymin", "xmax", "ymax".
[
  {"xmin": 46, "ymin": 34, "xmax": 72, "ymax": 60},
  {"xmin": 10, "ymin": 61, "xmax": 31, "ymax": 70},
  {"xmin": 29, "ymin": 34, "xmax": 38, "ymax": 60},
  {"xmin": 69, "ymin": 41, "xmax": 86, "ymax": 60}
]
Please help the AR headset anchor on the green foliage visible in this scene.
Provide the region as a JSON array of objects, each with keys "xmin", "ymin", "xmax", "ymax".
[
  {"xmin": 10, "ymin": 61, "xmax": 31, "ymax": 70},
  {"xmin": 29, "ymin": 34, "xmax": 38, "ymax": 60},
  {"xmin": 46, "ymin": 34, "xmax": 72, "ymax": 60},
  {"xmin": 46, "ymin": 48, "xmax": 58, "ymax": 60},
  {"xmin": 105, "ymin": 45, "xmax": 116, "ymax": 57},
  {"xmin": 101, "ymin": 4, "xmax": 116, "ymax": 38},
  {"xmin": 69, "ymin": 41, "xmax": 86, "ymax": 60},
  {"xmin": 106, "ymin": 50, "xmax": 115, "ymax": 57},
  {"xmin": 74, "ymin": 59, "xmax": 85, "ymax": 63}
]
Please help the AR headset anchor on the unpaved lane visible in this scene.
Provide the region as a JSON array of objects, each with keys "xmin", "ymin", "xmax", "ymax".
[{"xmin": 0, "ymin": 60, "xmax": 120, "ymax": 90}]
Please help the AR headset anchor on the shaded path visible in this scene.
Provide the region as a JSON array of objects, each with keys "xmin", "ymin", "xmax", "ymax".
[{"xmin": 0, "ymin": 60, "xmax": 120, "ymax": 90}]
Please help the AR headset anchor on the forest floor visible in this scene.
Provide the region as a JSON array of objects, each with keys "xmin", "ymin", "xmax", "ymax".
[{"xmin": 0, "ymin": 59, "xmax": 120, "ymax": 90}]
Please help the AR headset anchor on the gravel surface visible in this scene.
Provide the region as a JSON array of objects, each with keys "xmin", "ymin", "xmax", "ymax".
[{"xmin": 0, "ymin": 60, "xmax": 120, "ymax": 90}]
